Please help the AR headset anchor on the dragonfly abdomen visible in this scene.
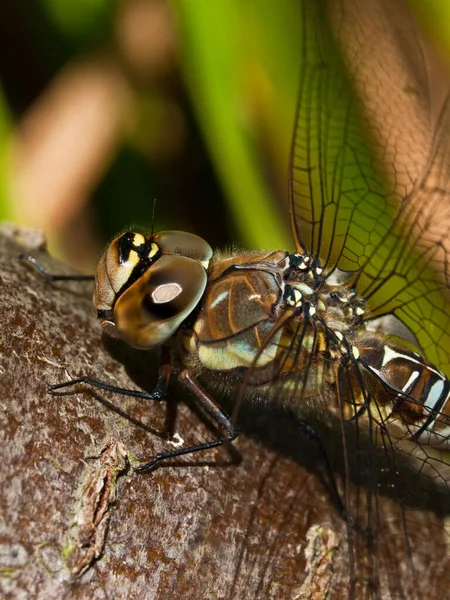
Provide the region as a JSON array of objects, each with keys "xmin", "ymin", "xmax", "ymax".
[{"xmin": 358, "ymin": 340, "xmax": 450, "ymax": 448}]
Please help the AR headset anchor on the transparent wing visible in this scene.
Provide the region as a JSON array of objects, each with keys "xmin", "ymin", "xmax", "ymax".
[
  {"xmin": 290, "ymin": 0, "xmax": 432, "ymax": 270},
  {"xmin": 290, "ymin": 0, "xmax": 450, "ymax": 375},
  {"xmin": 284, "ymin": 0, "xmax": 450, "ymax": 596},
  {"xmin": 356, "ymin": 98, "xmax": 450, "ymax": 374},
  {"xmin": 242, "ymin": 307, "xmax": 450, "ymax": 597},
  {"xmin": 335, "ymin": 357, "xmax": 450, "ymax": 599}
]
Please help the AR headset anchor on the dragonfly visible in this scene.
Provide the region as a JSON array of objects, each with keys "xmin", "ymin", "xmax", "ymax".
[{"xmin": 20, "ymin": 0, "xmax": 450, "ymax": 597}]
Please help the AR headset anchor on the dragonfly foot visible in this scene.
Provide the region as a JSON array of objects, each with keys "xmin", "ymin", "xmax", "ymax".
[{"xmin": 133, "ymin": 456, "xmax": 161, "ymax": 472}]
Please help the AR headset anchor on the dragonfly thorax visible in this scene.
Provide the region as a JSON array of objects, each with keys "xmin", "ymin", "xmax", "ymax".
[
  {"xmin": 180, "ymin": 248, "xmax": 366, "ymax": 404},
  {"xmin": 283, "ymin": 252, "xmax": 366, "ymax": 333}
]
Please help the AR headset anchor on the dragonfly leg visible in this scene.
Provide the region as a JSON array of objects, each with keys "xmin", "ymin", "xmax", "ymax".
[
  {"xmin": 19, "ymin": 253, "xmax": 95, "ymax": 282},
  {"xmin": 134, "ymin": 369, "xmax": 240, "ymax": 472},
  {"xmin": 293, "ymin": 417, "xmax": 371, "ymax": 541},
  {"xmin": 49, "ymin": 343, "xmax": 172, "ymax": 399},
  {"xmin": 48, "ymin": 351, "xmax": 172, "ymax": 401},
  {"xmin": 292, "ymin": 416, "xmax": 351, "ymax": 523},
  {"xmin": 48, "ymin": 377, "xmax": 164, "ymax": 401}
]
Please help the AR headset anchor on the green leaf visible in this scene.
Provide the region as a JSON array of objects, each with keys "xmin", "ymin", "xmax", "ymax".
[{"xmin": 170, "ymin": 0, "xmax": 298, "ymax": 250}]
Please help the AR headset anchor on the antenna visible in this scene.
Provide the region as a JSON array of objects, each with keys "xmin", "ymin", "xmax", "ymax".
[{"xmin": 151, "ymin": 198, "xmax": 157, "ymax": 237}]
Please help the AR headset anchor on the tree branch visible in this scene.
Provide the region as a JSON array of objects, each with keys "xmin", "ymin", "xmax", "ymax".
[{"xmin": 0, "ymin": 225, "xmax": 349, "ymax": 599}]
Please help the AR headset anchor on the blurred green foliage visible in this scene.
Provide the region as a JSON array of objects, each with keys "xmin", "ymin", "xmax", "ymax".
[
  {"xmin": 40, "ymin": 0, "xmax": 111, "ymax": 43},
  {"xmin": 409, "ymin": 0, "xmax": 450, "ymax": 60},
  {"xmin": 170, "ymin": 0, "xmax": 298, "ymax": 249},
  {"xmin": 0, "ymin": 0, "xmax": 449, "ymax": 262},
  {"xmin": 0, "ymin": 86, "xmax": 11, "ymax": 221}
]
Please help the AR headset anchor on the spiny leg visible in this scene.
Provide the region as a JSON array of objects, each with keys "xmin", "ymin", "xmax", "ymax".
[
  {"xmin": 134, "ymin": 370, "xmax": 240, "ymax": 471},
  {"xmin": 292, "ymin": 417, "xmax": 346, "ymax": 516},
  {"xmin": 292, "ymin": 414, "xmax": 370, "ymax": 539},
  {"xmin": 49, "ymin": 359, "xmax": 172, "ymax": 402}
]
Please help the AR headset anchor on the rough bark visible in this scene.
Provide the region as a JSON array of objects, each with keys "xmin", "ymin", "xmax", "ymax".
[
  {"xmin": 2, "ymin": 224, "xmax": 450, "ymax": 600},
  {"xmin": 0, "ymin": 225, "xmax": 350, "ymax": 599}
]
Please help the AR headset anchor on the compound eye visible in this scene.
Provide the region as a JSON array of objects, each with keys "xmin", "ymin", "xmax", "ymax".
[
  {"xmin": 154, "ymin": 231, "xmax": 213, "ymax": 267},
  {"xmin": 113, "ymin": 255, "xmax": 208, "ymax": 349}
]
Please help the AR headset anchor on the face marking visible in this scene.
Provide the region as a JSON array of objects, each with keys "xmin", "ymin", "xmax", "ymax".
[
  {"xmin": 117, "ymin": 232, "xmax": 159, "ymax": 270},
  {"xmin": 132, "ymin": 233, "xmax": 146, "ymax": 247},
  {"xmin": 127, "ymin": 250, "xmax": 141, "ymax": 268},
  {"xmin": 149, "ymin": 242, "xmax": 159, "ymax": 259}
]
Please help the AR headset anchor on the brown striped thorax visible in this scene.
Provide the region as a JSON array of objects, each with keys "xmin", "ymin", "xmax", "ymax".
[{"xmin": 184, "ymin": 249, "xmax": 366, "ymax": 400}]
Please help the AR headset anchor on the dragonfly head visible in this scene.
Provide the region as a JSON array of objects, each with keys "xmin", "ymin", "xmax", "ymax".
[{"xmin": 94, "ymin": 230, "xmax": 213, "ymax": 349}]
